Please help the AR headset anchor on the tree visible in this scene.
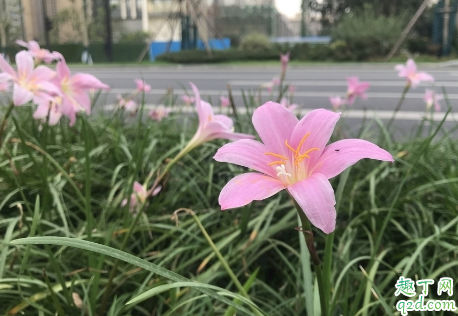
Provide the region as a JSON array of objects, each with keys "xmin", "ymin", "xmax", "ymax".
[{"xmin": 308, "ymin": 0, "xmax": 430, "ymax": 26}]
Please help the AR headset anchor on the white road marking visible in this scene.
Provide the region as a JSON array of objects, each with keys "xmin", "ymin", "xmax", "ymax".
[
  {"xmin": 106, "ymin": 88, "xmax": 458, "ymax": 99},
  {"xmin": 102, "ymin": 104, "xmax": 458, "ymax": 121},
  {"xmin": 229, "ymin": 80, "xmax": 458, "ymax": 87}
]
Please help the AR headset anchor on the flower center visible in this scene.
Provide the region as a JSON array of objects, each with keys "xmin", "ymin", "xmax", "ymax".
[{"xmin": 264, "ymin": 132, "xmax": 319, "ymax": 184}]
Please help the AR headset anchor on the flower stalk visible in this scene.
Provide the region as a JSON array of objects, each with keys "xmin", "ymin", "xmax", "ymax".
[
  {"xmin": 294, "ymin": 199, "xmax": 328, "ymax": 316},
  {"xmin": 0, "ymin": 102, "xmax": 14, "ymax": 149}
]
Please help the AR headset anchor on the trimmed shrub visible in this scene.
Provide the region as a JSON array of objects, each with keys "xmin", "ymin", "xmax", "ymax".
[
  {"xmin": 332, "ymin": 6, "xmax": 405, "ymax": 60},
  {"xmin": 239, "ymin": 32, "xmax": 272, "ymax": 52},
  {"xmin": 156, "ymin": 49, "xmax": 279, "ymax": 64}
]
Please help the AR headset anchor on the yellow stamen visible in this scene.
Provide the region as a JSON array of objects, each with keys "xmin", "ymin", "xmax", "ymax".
[
  {"xmin": 268, "ymin": 160, "xmax": 285, "ymax": 166},
  {"xmin": 296, "ymin": 132, "xmax": 311, "ymax": 153},
  {"xmin": 285, "ymin": 140, "xmax": 297, "ymax": 154},
  {"xmin": 264, "ymin": 152, "xmax": 289, "ymax": 160}
]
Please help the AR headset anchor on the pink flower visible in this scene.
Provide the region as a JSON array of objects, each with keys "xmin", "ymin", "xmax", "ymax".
[
  {"xmin": 220, "ymin": 96, "xmax": 230, "ymax": 107},
  {"xmin": 134, "ymin": 79, "xmax": 151, "ymax": 93},
  {"xmin": 181, "ymin": 95, "xmax": 195, "ymax": 105},
  {"xmin": 33, "ymin": 96, "xmax": 63, "ymax": 126},
  {"xmin": 213, "ymin": 102, "xmax": 393, "ymax": 234},
  {"xmin": 16, "ymin": 40, "xmax": 62, "ymax": 64},
  {"xmin": 280, "ymin": 97, "xmax": 298, "ymax": 111},
  {"xmin": 121, "ymin": 181, "xmax": 161, "ymax": 216},
  {"xmin": 54, "ymin": 58, "xmax": 110, "ymax": 125},
  {"xmin": 329, "ymin": 96, "xmax": 344, "ymax": 110},
  {"xmin": 149, "ymin": 106, "xmax": 170, "ymax": 121},
  {"xmin": 187, "ymin": 83, "xmax": 254, "ymax": 148},
  {"xmin": 423, "ymin": 89, "xmax": 443, "ymax": 112},
  {"xmin": 395, "ymin": 59, "xmax": 434, "ymax": 89},
  {"xmin": 117, "ymin": 94, "xmax": 126, "ymax": 107},
  {"xmin": 346, "ymin": 77, "xmax": 370, "ymax": 105},
  {"xmin": 124, "ymin": 100, "xmax": 137, "ymax": 112},
  {"xmin": 263, "ymin": 77, "xmax": 280, "ymax": 92},
  {"xmin": 0, "ymin": 81, "xmax": 9, "ymax": 92},
  {"xmin": 280, "ymin": 52, "xmax": 290, "ymax": 73},
  {"xmin": 0, "ymin": 51, "xmax": 60, "ymax": 106}
]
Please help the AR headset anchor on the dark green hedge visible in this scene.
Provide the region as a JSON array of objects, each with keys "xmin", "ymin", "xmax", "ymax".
[
  {"xmin": 3, "ymin": 42, "xmax": 147, "ymax": 63},
  {"xmin": 156, "ymin": 49, "xmax": 280, "ymax": 64}
]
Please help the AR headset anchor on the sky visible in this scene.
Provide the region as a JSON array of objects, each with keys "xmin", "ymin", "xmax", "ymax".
[{"xmin": 276, "ymin": 0, "xmax": 302, "ymax": 18}]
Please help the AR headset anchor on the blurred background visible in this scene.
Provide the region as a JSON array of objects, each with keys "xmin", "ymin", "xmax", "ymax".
[{"xmin": 0, "ymin": 0, "xmax": 454, "ymax": 63}]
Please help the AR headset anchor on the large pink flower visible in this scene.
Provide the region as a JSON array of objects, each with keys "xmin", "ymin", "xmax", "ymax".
[
  {"xmin": 346, "ymin": 77, "xmax": 370, "ymax": 105},
  {"xmin": 54, "ymin": 58, "xmax": 110, "ymax": 125},
  {"xmin": 187, "ymin": 83, "xmax": 254, "ymax": 147},
  {"xmin": 214, "ymin": 102, "xmax": 393, "ymax": 234},
  {"xmin": 16, "ymin": 40, "xmax": 62, "ymax": 64},
  {"xmin": 395, "ymin": 59, "xmax": 434, "ymax": 89},
  {"xmin": 0, "ymin": 51, "xmax": 60, "ymax": 106}
]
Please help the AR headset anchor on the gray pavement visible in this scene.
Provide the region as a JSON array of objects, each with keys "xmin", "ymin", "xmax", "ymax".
[{"xmin": 73, "ymin": 64, "xmax": 458, "ymax": 134}]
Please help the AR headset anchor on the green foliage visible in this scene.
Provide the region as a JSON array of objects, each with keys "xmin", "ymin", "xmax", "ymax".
[
  {"xmin": 118, "ymin": 31, "xmax": 150, "ymax": 43},
  {"xmin": 239, "ymin": 32, "xmax": 272, "ymax": 52},
  {"xmin": 331, "ymin": 7, "xmax": 406, "ymax": 60},
  {"xmin": 156, "ymin": 49, "xmax": 279, "ymax": 64}
]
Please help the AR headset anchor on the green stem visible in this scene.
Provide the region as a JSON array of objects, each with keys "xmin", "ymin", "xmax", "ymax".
[
  {"xmin": 387, "ymin": 84, "xmax": 410, "ymax": 130},
  {"xmin": 0, "ymin": 102, "xmax": 14, "ymax": 149},
  {"xmin": 294, "ymin": 201, "xmax": 328, "ymax": 316},
  {"xmin": 276, "ymin": 70, "xmax": 286, "ymax": 103}
]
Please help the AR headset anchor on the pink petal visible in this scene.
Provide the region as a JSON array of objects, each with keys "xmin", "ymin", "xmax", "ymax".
[
  {"xmin": 0, "ymin": 54, "xmax": 16, "ymax": 78},
  {"xmin": 0, "ymin": 73, "xmax": 11, "ymax": 83},
  {"xmin": 13, "ymin": 84, "xmax": 33, "ymax": 106},
  {"xmin": 213, "ymin": 114, "xmax": 233, "ymax": 129},
  {"xmin": 252, "ymin": 101, "xmax": 299, "ymax": 157},
  {"xmin": 405, "ymin": 59, "xmax": 417, "ymax": 74},
  {"xmin": 34, "ymin": 66, "xmax": 56, "ymax": 82},
  {"xmin": 16, "ymin": 51, "xmax": 34, "ymax": 78},
  {"xmin": 211, "ymin": 131, "xmax": 255, "ymax": 142},
  {"xmin": 72, "ymin": 92, "xmax": 91, "ymax": 114},
  {"xmin": 287, "ymin": 173, "xmax": 336, "ymax": 234},
  {"xmin": 151, "ymin": 185, "xmax": 162, "ymax": 196},
  {"xmin": 190, "ymin": 82, "xmax": 213, "ymax": 128},
  {"xmin": 219, "ymin": 173, "xmax": 285, "ymax": 210},
  {"xmin": 48, "ymin": 107, "xmax": 63, "ymax": 125},
  {"xmin": 213, "ymin": 139, "xmax": 278, "ymax": 178},
  {"xmin": 56, "ymin": 60, "xmax": 71, "ymax": 80},
  {"xmin": 289, "ymin": 109, "xmax": 341, "ymax": 169},
  {"xmin": 416, "ymin": 72, "xmax": 434, "ymax": 82},
  {"xmin": 71, "ymin": 73, "xmax": 110, "ymax": 90},
  {"xmin": 33, "ymin": 104, "xmax": 50, "ymax": 119},
  {"xmin": 28, "ymin": 41, "xmax": 40, "ymax": 51},
  {"xmin": 38, "ymin": 82, "xmax": 62, "ymax": 96},
  {"xmin": 395, "ymin": 64, "xmax": 407, "ymax": 77},
  {"xmin": 15, "ymin": 40, "xmax": 28, "ymax": 48},
  {"xmin": 133, "ymin": 181, "xmax": 144, "ymax": 193},
  {"xmin": 312, "ymin": 139, "xmax": 394, "ymax": 179}
]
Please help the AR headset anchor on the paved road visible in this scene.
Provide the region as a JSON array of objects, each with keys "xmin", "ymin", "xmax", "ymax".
[{"xmin": 72, "ymin": 64, "xmax": 458, "ymax": 132}]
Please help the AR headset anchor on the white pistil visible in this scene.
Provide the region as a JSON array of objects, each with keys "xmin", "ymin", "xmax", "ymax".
[{"xmin": 276, "ymin": 164, "xmax": 291, "ymax": 178}]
